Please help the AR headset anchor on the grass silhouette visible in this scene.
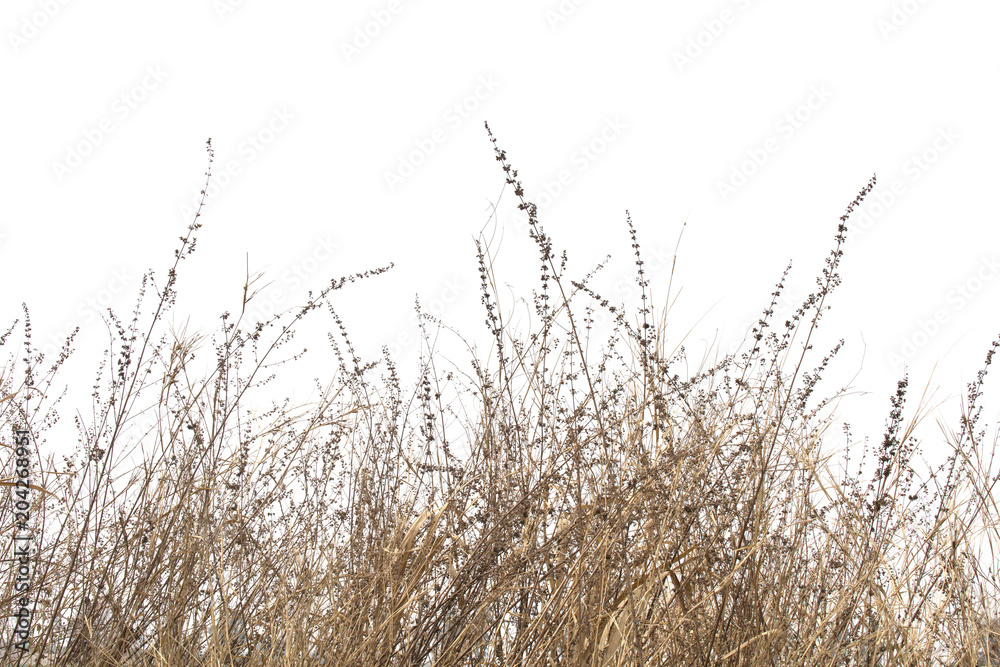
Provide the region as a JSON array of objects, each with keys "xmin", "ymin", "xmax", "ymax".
[{"xmin": 1, "ymin": 130, "xmax": 999, "ymax": 666}]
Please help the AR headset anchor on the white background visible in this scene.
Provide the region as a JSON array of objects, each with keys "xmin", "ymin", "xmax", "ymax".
[{"xmin": 2, "ymin": 0, "xmax": 998, "ymax": 476}]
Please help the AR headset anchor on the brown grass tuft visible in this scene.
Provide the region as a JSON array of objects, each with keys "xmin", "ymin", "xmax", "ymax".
[{"xmin": 1, "ymin": 132, "xmax": 998, "ymax": 666}]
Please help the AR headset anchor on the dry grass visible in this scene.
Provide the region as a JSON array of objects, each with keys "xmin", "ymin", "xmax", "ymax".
[{"xmin": 2, "ymin": 130, "xmax": 999, "ymax": 666}]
